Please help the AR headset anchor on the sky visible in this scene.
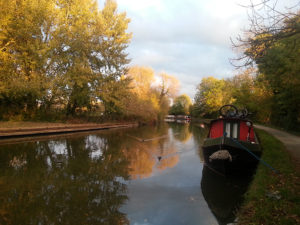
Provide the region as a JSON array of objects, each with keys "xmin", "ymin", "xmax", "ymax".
[{"xmin": 102, "ymin": 0, "xmax": 299, "ymax": 99}]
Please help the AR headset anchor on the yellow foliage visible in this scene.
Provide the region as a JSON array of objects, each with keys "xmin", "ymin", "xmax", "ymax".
[
  {"xmin": 196, "ymin": 77, "xmax": 234, "ymax": 113},
  {"xmin": 127, "ymin": 66, "xmax": 155, "ymax": 99},
  {"xmin": 157, "ymin": 72, "xmax": 180, "ymax": 98}
]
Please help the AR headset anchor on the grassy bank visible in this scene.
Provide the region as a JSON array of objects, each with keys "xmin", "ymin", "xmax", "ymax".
[{"xmin": 238, "ymin": 130, "xmax": 300, "ymax": 225}]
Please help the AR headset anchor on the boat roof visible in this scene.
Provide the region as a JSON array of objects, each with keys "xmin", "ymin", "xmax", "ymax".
[{"xmin": 210, "ymin": 117, "xmax": 253, "ymax": 124}]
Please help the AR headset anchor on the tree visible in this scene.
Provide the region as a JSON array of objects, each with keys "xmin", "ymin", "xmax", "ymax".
[
  {"xmin": 51, "ymin": 0, "xmax": 132, "ymax": 115},
  {"xmin": 193, "ymin": 77, "xmax": 234, "ymax": 117},
  {"xmin": 192, "ymin": 71, "xmax": 274, "ymax": 123},
  {"xmin": 255, "ymin": 32, "xmax": 300, "ymax": 129},
  {"xmin": 124, "ymin": 66, "xmax": 159, "ymax": 121},
  {"xmin": 50, "ymin": 0, "xmax": 99, "ymax": 114},
  {"xmin": 0, "ymin": 0, "xmax": 57, "ymax": 118},
  {"xmin": 156, "ymin": 73, "xmax": 179, "ymax": 120},
  {"xmin": 127, "ymin": 66, "xmax": 155, "ymax": 99},
  {"xmin": 226, "ymin": 69, "xmax": 273, "ymax": 123},
  {"xmin": 0, "ymin": 0, "xmax": 132, "ymax": 118},
  {"xmin": 156, "ymin": 73, "xmax": 180, "ymax": 103},
  {"xmin": 93, "ymin": 0, "xmax": 132, "ymax": 115},
  {"xmin": 169, "ymin": 94, "xmax": 192, "ymax": 115},
  {"xmin": 123, "ymin": 67, "xmax": 181, "ymax": 121},
  {"xmin": 231, "ymin": 1, "xmax": 300, "ymax": 130},
  {"xmin": 232, "ymin": 0, "xmax": 300, "ymax": 67}
]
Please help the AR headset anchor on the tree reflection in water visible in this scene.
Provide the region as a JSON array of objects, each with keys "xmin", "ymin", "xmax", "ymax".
[
  {"xmin": 123, "ymin": 123, "xmax": 200, "ymax": 179},
  {"xmin": 168, "ymin": 122, "xmax": 192, "ymax": 143},
  {"xmin": 123, "ymin": 124, "xmax": 179, "ymax": 179},
  {"xmin": 0, "ymin": 123, "xmax": 200, "ymax": 225},
  {"xmin": 0, "ymin": 134, "xmax": 130, "ymax": 225},
  {"xmin": 190, "ymin": 123, "xmax": 209, "ymax": 162}
]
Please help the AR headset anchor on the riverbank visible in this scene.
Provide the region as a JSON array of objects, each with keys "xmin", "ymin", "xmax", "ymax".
[
  {"xmin": 0, "ymin": 121, "xmax": 138, "ymax": 139},
  {"xmin": 237, "ymin": 130, "xmax": 300, "ymax": 225}
]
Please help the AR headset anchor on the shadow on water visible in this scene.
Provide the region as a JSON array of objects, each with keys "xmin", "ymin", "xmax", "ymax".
[{"xmin": 200, "ymin": 165, "xmax": 257, "ymax": 225}]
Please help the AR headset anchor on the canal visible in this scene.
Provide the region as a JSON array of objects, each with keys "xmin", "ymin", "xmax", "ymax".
[{"xmin": 0, "ymin": 123, "xmax": 253, "ymax": 225}]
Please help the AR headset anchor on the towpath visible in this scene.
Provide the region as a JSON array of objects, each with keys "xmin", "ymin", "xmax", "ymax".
[
  {"xmin": 255, "ymin": 124, "xmax": 300, "ymax": 171},
  {"xmin": 0, "ymin": 122, "xmax": 138, "ymax": 139}
]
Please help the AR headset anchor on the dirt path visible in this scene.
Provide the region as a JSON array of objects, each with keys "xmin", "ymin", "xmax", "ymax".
[
  {"xmin": 255, "ymin": 124, "xmax": 300, "ymax": 170},
  {"xmin": 0, "ymin": 122, "xmax": 138, "ymax": 139}
]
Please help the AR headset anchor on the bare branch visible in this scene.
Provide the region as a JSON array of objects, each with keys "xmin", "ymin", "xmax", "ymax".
[{"xmin": 231, "ymin": 0, "xmax": 300, "ymax": 68}]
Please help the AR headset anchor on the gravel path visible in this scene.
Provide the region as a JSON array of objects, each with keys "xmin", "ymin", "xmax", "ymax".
[{"xmin": 255, "ymin": 124, "xmax": 300, "ymax": 170}]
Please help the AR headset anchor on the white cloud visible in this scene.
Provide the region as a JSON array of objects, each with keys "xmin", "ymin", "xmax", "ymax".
[{"xmin": 111, "ymin": 0, "xmax": 299, "ymax": 99}]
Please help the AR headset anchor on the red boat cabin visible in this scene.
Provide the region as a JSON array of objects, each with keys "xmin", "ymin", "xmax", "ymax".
[{"xmin": 209, "ymin": 119, "xmax": 256, "ymax": 142}]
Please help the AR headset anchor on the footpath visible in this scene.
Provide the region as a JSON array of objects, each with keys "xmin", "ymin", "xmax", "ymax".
[
  {"xmin": 255, "ymin": 124, "xmax": 300, "ymax": 171},
  {"xmin": 0, "ymin": 122, "xmax": 138, "ymax": 139}
]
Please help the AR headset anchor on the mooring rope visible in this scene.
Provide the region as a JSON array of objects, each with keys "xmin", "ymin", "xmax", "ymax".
[
  {"xmin": 204, "ymin": 163, "xmax": 226, "ymax": 177},
  {"xmin": 223, "ymin": 132, "xmax": 279, "ymax": 174}
]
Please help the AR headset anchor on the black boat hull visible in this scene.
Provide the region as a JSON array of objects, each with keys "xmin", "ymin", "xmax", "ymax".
[{"xmin": 202, "ymin": 137, "xmax": 261, "ymax": 174}]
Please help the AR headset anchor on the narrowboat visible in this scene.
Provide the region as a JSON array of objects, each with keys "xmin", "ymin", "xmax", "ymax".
[
  {"xmin": 164, "ymin": 115, "xmax": 176, "ymax": 122},
  {"xmin": 202, "ymin": 105, "xmax": 261, "ymax": 173},
  {"xmin": 164, "ymin": 115, "xmax": 191, "ymax": 123},
  {"xmin": 176, "ymin": 115, "xmax": 191, "ymax": 122}
]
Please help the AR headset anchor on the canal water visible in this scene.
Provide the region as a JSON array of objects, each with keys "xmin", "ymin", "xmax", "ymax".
[{"xmin": 0, "ymin": 123, "xmax": 254, "ymax": 225}]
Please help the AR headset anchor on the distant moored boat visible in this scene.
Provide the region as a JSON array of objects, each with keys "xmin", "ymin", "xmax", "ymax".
[{"xmin": 164, "ymin": 115, "xmax": 191, "ymax": 123}]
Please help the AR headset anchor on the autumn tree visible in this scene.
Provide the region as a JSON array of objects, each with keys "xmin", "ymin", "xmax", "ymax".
[
  {"xmin": 226, "ymin": 69, "xmax": 273, "ymax": 122},
  {"xmin": 93, "ymin": 0, "xmax": 132, "ymax": 116},
  {"xmin": 51, "ymin": 0, "xmax": 131, "ymax": 115},
  {"xmin": 156, "ymin": 73, "xmax": 180, "ymax": 103},
  {"xmin": 232, "ymin": 1, "xmax": 300, "ymax": 130},
  {"xmin": 0, "ymin": 0, "xmax": 131, "ymax": 119},
  {"xmin": 123, "ymin": 67, "xmax": 181, "ymax": 122},
  {"xmin": 232, "ymin": 0, "xmax": 300, "ymax": 67},
  {"xmin": 127, "ymin": 66, "xmax": 155, "ymax": 100},
  {"xmin": 227, "ymin": 69, "xmax": 259, "ymax": 113},
  {"xmin": 49, "ymin": 0, "xmax": 99, "ymax": 115},
  {"xmin": 155, "ymin": 73, "xmax": 179, "ymax": 120},
  {"xmin": 169, "ymin": 94, "xmax": 192, "ymax": 115},
  {"xmin": 254, "ymin": 30, "xmax": 300, "ymax": 129},
  {"xmin": 0, "ymin": 0, "xmax": 182, "ymax": 122},
  {"xmin": 0, "ymin": 0, "xmax": 57, "ymax": 118},
  {"xmin": 193, "ymin": 77, "xmax": 234, "ymax": 117},
  {"xmin": 125, "ymin": 66, "xmax": 159, "ymax": 121}
]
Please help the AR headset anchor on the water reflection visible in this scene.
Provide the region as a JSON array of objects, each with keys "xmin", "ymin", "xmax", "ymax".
[
  {"xmin": 123, "ymin": 124, "xmax": 183, "ymax": 179},
  {"xmin": 122, "ymin": 124, "xmax": 214, "ymax": 225},
  {"xmin": 190, "ymin": 123, "xmax": 208, "ymax": 162},
  {"xmin": 0, "ymin": 134, "xmax": 130, "ymax": 225},
  {"xmin": 0, "ymin": 122, "xmax": 241, "ymax": 225},
  {"xmin": 201, "ymin": 165, "xmax": 255, "ymax": 225},
  {"xmin": 168, "ymin": 122, "xmax": 192, "ymax": 143}
]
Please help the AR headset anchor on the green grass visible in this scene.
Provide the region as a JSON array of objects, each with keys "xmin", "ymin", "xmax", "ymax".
[{"xmin": 238, "ymin": 130, "xmax": 300, "ymax": 225}]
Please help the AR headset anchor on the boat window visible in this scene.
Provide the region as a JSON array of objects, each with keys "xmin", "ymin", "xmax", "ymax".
[
  {"xmin": 224, "ymin": 122, "xmax": 239, "ymax": 139},
  {"xmin": 232, "ymin": 123, "xmax": 238, "ymax": 139},
  {"xmin": 225, "ymin": 123, "xmax": 231, "ymax": 137}
]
